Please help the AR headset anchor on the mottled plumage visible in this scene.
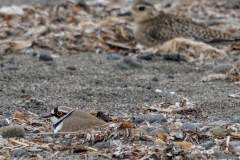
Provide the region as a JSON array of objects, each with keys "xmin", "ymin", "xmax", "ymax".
[{"xmin": 130, "ymin": 1, "xmax": 237, "ymax": 46}]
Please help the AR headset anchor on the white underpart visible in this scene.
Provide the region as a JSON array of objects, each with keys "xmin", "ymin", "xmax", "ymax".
[
  {"xmin": 54, "ymin": 122, "xmax": 63, "ymax": 133},
  {"xmin": 5, "ymin": 118, "xmax": 10, "ymax": 124},
  {"xmin": 50, "ymin": 116, "xmax": 59, "ymax": 125}
]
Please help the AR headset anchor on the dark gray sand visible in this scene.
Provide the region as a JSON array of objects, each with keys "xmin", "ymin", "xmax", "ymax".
[
  {"xmin": 1, "ymin": 51, "xmax": 240, "ymax": 123},
  {"xmin": 0, "ymin": 0, "xmax": 239, "ymax": 129}
]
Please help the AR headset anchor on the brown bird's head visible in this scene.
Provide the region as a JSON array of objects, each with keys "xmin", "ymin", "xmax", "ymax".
[{"xmin": 130, "ymin": 1, "xmax": 158, "ymax": 23}]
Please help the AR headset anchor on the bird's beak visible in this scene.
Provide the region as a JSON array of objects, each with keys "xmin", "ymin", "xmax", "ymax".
[
  {"xmin": 41, "ymin": 114, "xmax": 52, "ymax": 118},
  {"xmin": 117, "ymin": 11, "xmax": 132, "ymax": 17}
]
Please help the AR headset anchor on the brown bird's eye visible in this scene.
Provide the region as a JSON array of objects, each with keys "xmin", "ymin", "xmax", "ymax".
[
  {"xmin": 56, "ymin": 111, "xmax": 63, "ymax": 117},
  {"xmin": 138, "ymin": 6, "xmax": 145, "ymax": 11}
]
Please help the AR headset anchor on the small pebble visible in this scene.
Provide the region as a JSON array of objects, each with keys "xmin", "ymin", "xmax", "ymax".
[
  {"xmin": 212, "ymin": 63, "xmax": 233, "ymax": 74},
  {"xmin": 199, "ymin": 141, "xmax": 214, "ymax": 150},
  {"xmin": 21, "ymin": 89, "xmax": 25, "ymax": 93},
  {"xmin": 170, "ymin": 130, "xmax": 184, "ymax": 139},
  {"xmin": 6, "ymin": 66, "xmax": 20, "ymax": 71},
  {"xmin": 117, "ymin": 61, "xmax": 130, "ymax": 70},
  {"xmin": 163, "ymin": 53, "xmax": 180, "ymax": 61},
  {"xmin": 123, "ymin": 57, "xmax": 142, "ymax": 68},
  {"xmin": 137, "ymin": 53, "xmax": 154, "ymax": 60},
  {"xmin": 154, "ymin": 139, "xmax": 166, "ymax": 146},
  {"xmin": 39, "ymin": 53, "xmax": 53, "ymax": 61},
  {"xmin": 228, "ymin": 142, "xmax": 240, "ymax": 153},
  {"xmin": 152, "ymin": 77, "xmax": 158, "ymax": 82},
  {"xmin": 146, "ymin": 86, "xmax": 151, "ymax": 89},
  {"xmin": 149, "ymin": 128, "xmax": 164, "ymax": 135},
  {"xmin": 139, "ymin": 125, "xmax": 149, "ymax": 131},
  {"xmin": 0, "ymin": 125, "xmax": 25, "ymax": 138},
  {"xmin": 135, "ymin": 114, "xmax": 167, "ymax": 124},
  {"xmin": 232, "ymin": 116, "xmax": 240, "ymax": 123},
  {"xmin": 45, "ymin": 136, "xmax": 54, "ymax": 143},
  {"xmin": 13, "ymin": 148, "xmax": 26, "ymax": 157},
  {"xmin": 211, "ymin": 151, "xmax": 238, "ymax": 160},
  {"xmin": 32, "ymin": 53, "xmax": 37, "ymax": 57},
  {"xmin": 110, "ymin": 140, "xmax": 121, "ymax": 148},
  {"xmin": 66, "ymin": 66, "xmax": 77, "ymax": 70},
  {"xmin": 212, "ymin": 126, "xmax": 226, "ymax": 137},
  {"xmin": 181, "ymin": 122, "xmax": 202, "ymax": 133},
  {"xmin": 168, "ymin": 75, "xmax": 174, "ymax": 79},
  {"xmin": 107, "ymin": 54, "xmax": 119, "ymax": 60},
  {"xmin": 96, "ymin": 142, "xmax": 110, "ymax": 149}
]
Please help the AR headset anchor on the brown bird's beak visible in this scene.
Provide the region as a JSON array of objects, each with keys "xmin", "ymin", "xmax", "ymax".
[
  {"xmin": 117, "ymin": 11, "xmax": 132, "ymax": 17},
  {"xmin": 41, "ymin": 114, "xmax": 52, "ymax": 118}
]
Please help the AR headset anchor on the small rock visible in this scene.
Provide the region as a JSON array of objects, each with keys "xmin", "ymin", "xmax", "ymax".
[
  {"xmin": 66, "ymin": 66, "xmax": 77, "ymax": 70},
  {"xmin": 45, "ymin": 136, "xmax": 54, "ymax": 143},
  {"xmin": 228, "ymin": 142, "xmax": 240, "ymax": 153},
  {"xmin": 232, "ymin": 116, "xmax": 240, "ymax": 123},
  {"xmin": 117, "ymin": 61, "xmax": 130, "ymax": 70},
  {"xmin": 139, "ymin": 125, "xmax": 149, "ymax": 131},
  {"xmin": 6, "ymin": 66, "xmax": 20, "ymax": 71},
  {"xmin": 212, "ymin": 126, "xmax": 226, "ymax": 137},
  {"xmin": 211, "ymin": 151, "xmax": 238, "ymax": 160},
  {"xmin": 170, "ymin": 129, "xmax": 184, "ymax": 139},
  {"xmin": 123, "ymin": 57, "xmax": 142, "ymax": 68},
  {"xmin": 212, "ymin": 63, "xmax": 233, "ymax": 74},
  {"xmin": 146, "ymin": 86, "xmax": 151, "ymax": 89},
  {"xmin": 199, "ymin": 141, "xmax": 214, "ymax": 150},
  {"xmin": 149, "ymin": 128, "xmax": 164, "ymax": 135},
  {"xmin": 0, "ymin": 119, "xmax": 9, "ymax": 127},
  {"xmin": 13, "ymin": 148, "xmax": 26, "ymax": 157},
  {"xmin": 39, "ymin": 53, "xmax": 53, "ymax": 61},
  {"xmin": 152, "ymin": 77, "xmax": 158, "ymax": 82},
  {"xmin": 110, "ymin": 140, "xmax": 121, "ymax": 148},
  {"xmin": 151, "ymin": 122, "xmax": 160, "ymax": 127},
  {"xmin": 234, "ymin": 60, "xmax": 240, "ymax": 67},
  {"xmin": 225, "ymin": 2, "xmax": 240, "ymax": 9},
  {"xmin": 135, "ymin": 114, "xmax": 167, "ymax": 124},
  {"xmin": 137, "ymin": 53, "xmax": 154, "ymax": 60},
  {"xmin": 168, "ymin": 75, "xmax": 174, "ymax": 79},
  {"xmin": 46, "ymin": 62, "xmax": 53, "ymax": 65},
  {"xmin": 0, "ymin": 63, "xmax": 4, "ymax": 68},
  {"xmin": 96, "ymin": 111, "xmax": 111, "ymax": 122},
  {"xmin": 21, "ymin": 89, "xmax": 25, "ymax": 93},
  {"xmin": 32, "ymin": 53, "xmax": 37, "ymax": 57},
  {"xmin": 0, "ymin": 125, "xmax": 25, "ymax": 138},
  {"xmin": 163, "ymin": 53, "xmax": 180, "ymax": 61},
  {"xmin": 154, "ymin": 139, "xmax": 166, "ymax": 146},
  {"xmin": 107, "ymin": 54, "xmax": 119, "ymax": 60},
  {"xmin": 3, "ymin": 112, "xmax": 11, "ymax": 118},
  {"xmin": 181, "ymin": 123, "xmax": 202, "ymax": 133},
  {"xmin": 96, "ymin": 142, "xmax": 110, "ymax": 149}
]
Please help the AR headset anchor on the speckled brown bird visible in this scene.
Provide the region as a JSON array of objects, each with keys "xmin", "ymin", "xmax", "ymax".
[{"xmin": 129, "ymin": 1, "xmax": 238, "ymax": 47}]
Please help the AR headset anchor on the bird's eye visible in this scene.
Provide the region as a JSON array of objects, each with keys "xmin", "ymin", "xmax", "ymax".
[
  {"xmin": 56, "ymin": 111, "xmax": 63, "ymax": 117},
  {"xmin": 138, "ymin": 6, "xmax": 145, "ymax": 11}
]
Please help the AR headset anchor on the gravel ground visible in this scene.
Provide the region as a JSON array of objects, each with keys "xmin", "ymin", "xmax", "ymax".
[
  {"xmin": 0, "ymin": 0, "xmax": 239, "ymax": 125},
  {"xmin": 1, "ymin": 50, "xmax": 240, "ymax": 123},
  {"xmin": 0, "ymin": 0, "xmax": 240, "ymax": 159}
]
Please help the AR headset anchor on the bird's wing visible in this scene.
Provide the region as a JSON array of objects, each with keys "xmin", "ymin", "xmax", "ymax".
[
  {"xmin": 60, "ymin": 110, "xmax": 106, "ymax": 132},
  {"xmin": 147, "ymin": 13, "xmax": 236, "ymax": 42}
]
